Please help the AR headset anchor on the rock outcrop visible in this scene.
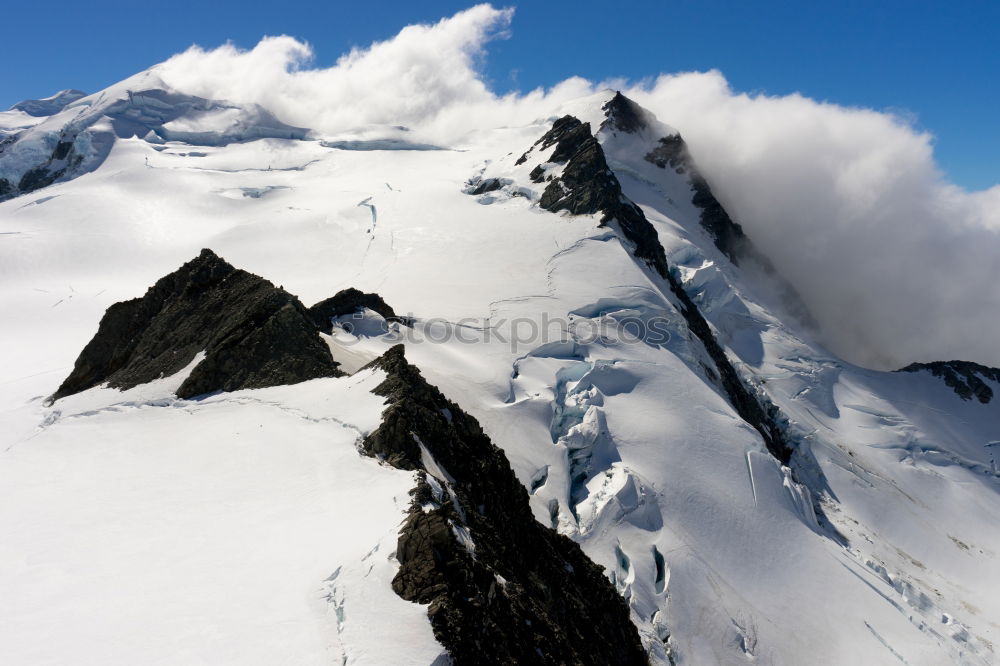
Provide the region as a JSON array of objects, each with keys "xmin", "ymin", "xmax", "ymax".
[
  {"xmin": 594, "ymin": 91, "xmax": 752, "ymax": 265},
  {"xmin": 521, "ymin": 114, "xmax": 672, "ymax": 279},
  {"xmin": 900, "ymin": 360, "xmax": 1000, "ymax": 404},
  {"xmin": 308, "ymin": 287, "xmax": 411, "ymax": 333},
  {"xmin": 361, "ymin": 345, "xmax": 648, "ymax": 665},
  {"xmin": 51, "ymin": 249, "xmax": 341, "ymax": 401},
  {"xmin": 600, "ymin": 90, "xmax": 655, "ymax": 135},
  {"xmin": 645, "ymin": 133, "xmax": 751, "ymax": 264},
  {"xmin": 16, "ymin": 137, "xmax": 83, "ymax": 195}
]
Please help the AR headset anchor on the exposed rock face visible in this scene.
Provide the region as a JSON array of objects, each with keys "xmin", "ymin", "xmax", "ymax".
[
  {"xmin": 686, "ymin": 172, "xmax": 751, "ymax": 263},
  {"xmin": 592, "ymin": 91, "xmax": 752, "ymax": 265},
  {"xmin": 308, "ymin": 287, "xmax": 410, "ymax": 333},
  {"xmin": 600, "ymin": 91, "xmax": 654, "ymax": 135},
  {"xmin": 465, "ymin": 176, "xmax": 504, "ymax": 195},
  {"xmin": 16, "ymin": 138, "xmax": 83, "ymax": 196},
  {"xmin": 900, "ymin": 360, "xmax": 1000, "ymax": 404},
  {"xmin": 537, "ymin": 118, "xmax": 622, "ymax": 215},
  {"xmin": 524, "ymin": 115, "xmax": 673, "ymax": 281},
  {"xmin": 643, "ymin": 127, "xmax": 818, "ymax": 329},
  {"xmin": 644, "ymin": 135, "xmax": 751, "ymax": 264},
  {"xmin": 362, "ymin": 345, "xmax": 648, "ymax": 665},
  {"xmin": 523, "ymin": 115, "xmax": 793, "ymax": 465},
  {"xmin": 51, "ymin": 249, "xmax": 341, "ymax": 401},
  {"xmin": 643, "ymin": 134, "xmax": 687, "ymax": 171}
]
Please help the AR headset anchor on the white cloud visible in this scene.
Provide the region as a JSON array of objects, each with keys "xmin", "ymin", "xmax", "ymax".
[
  {"xmin": 158, "ymin": 5, "xmax": 517, "ymax": 139},
  {"xmin": 627, "ymin": 73, "xmax": 1000, "ymax": 368},
  {"xmin": 156, "ymin": 5, "xmax": 1000, "ymax": 369}
]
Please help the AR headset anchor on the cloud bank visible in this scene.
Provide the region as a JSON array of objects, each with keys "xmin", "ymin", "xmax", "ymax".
[{"xmin": 157, "ymin": 4, "xmax": 1000, "ymax": 369}]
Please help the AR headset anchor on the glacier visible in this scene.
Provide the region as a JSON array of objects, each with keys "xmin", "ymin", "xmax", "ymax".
[{"xmin": 0, "ymin": 62, "xmax": 998, "ymax": 666}]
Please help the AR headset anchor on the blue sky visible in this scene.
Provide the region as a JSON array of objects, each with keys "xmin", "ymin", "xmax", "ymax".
[{"xmin": 2, "ymin": 1, "xmax": 997, "ymax": 189}]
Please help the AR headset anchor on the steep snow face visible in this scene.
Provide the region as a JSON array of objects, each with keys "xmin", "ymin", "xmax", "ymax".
[
  {"xmin": 10, "ymin": 89, "xmax": 88, "ymax": 117},
  {"xmin": 1, "ymin": 77, "xmax": 998, "ymax": 666}
]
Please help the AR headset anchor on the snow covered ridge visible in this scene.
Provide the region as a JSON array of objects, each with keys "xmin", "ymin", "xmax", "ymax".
[
  {"xmin": 47, "ymin": 248, "xmax": 646, "ymax": 664},
  {"xmin": 9, "ymin": 89, "xmax": 87, "ymax": 117},
  {"xmin": 464, "ymin": 93, "xmax": 1000, "ymax": 664},
  {"xmin": 0, "ymin": 78, "xmax": 307, "ymax": 201},
  {"xmin": 479, "ymin": 96, "xmax": 798, "ymax": 471},
  {"xmin": 3, "ymin": 75, "xmax": 1000, "ymax": 664}
]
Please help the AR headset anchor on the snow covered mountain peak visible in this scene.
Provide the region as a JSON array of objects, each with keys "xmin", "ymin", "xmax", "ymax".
[
  {"xmin": 0, "ymin": 71, "xmax": 309, "ymax": 202},
  {"xmin": 1, "ymin": 63, "xmax": 999, "ymax": 666}
]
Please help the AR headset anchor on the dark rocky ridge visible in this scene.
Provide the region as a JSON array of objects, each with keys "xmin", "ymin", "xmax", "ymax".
[
  {"xmin": 899, "ymin": 360, "xmax": 1000, "ymax": 404},
  {"xmin": 308, "ymin": 287, "xmax": 411, "ymax": 333},
  {"xmin": 600, "ymin": 91, "xmax": 655, "ymax": 135},
  {"xmin": 361, "ymin": 345, "xmax": 648, "ymax": 665},
  {"xmin": 51, "ymin": 249, "xmax": 341, "ymax": 402},
  {"xmin": 596, "ymin": 91, "xmax": 752, "ymax": 265},
  {"xmin": 646, "ymin": 136, "xmax": 751, "ymax": 265},
  {"xmin": 522, "ymin": 113, "xmax": 792, "ymax": 464},
  {"xmin": 601, "ymin": 93, "xmax": 820, "ymax": 334}
]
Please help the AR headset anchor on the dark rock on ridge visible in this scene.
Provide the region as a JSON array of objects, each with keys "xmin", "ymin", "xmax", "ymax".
[
  {"xmin": 687, "ymin": 172, "xmax": 751, "ymax": 263},
  {"xmin": 644, "ymin": 134, "xmax": 687, "ymax": 171},
  {"xmin": 595, "ymin": 91, "xmax": 752, "ymax": 265},
  {"xmin": 308, "ymin": 287, "xmax": 411, "ymax": 333},
  {"xmin": 519, "ymin": 111, "xmax": 856, "ymax": 545},
  {"xmin": 534, "ymin": 116, "xmax": 619, "ymax": 216},
  {"xmin": 600, "ymin": 92, "xmax": 820, "ymax": 329},
  {"xmin": 361, "ymin": 345, "xmax": 648, "ymax": 665},
  {"xmin": 51, "ymin": 249, "xmax": 341, "ymax": 402},
  {"xmin": 528, "ymin": 164, "xmax": 547, "ymax": 183},
  {"xmin": 16, "ymin": 138, "xmax": 83, "ymax": 196},
  {"xmin": 515, "ymin": 114, "xmax": 595, "ymax": 168},
  {"xmin": 645, "ymin": 134, "xmax": 751, "ymax": 265},
  {"xmin": 900, "ymin": 360, "xmax": 1000, "ymax": 404},
  {"xmin": 600, "ymin": 91, "xmax": 653, "ymax": 135},
  {"xmin": 524, "ymin": 115, "xmax": 669, "ymax": 282},
  {"xmin": 523, "ymin": 114, "xmax": 793, "ymax": 465},
  {"xmin": 466, "ymin": 177, "xmax": 504, "ymax": 195}
]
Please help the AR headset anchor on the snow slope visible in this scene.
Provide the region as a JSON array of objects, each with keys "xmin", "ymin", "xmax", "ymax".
[
  {"xmin": 0, "ymin": 364, "xmax": 445, "ymax": 665},
  {"xmin": 0, "ymin": 74, "xmax": 997, "ymax": 666}
]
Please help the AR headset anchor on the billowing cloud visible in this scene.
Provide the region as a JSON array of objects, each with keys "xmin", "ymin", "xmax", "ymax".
[
  {"xmin": 159, "ymin": 5, "xmax": 516, "ymax": 138},
  {"xmin": 156, "ymin": 4, "xmax": 1000, "ymax": 369},
  {"xmin": 628, "ymin": 73, "xmax": 1000, "ymax": 368}
]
